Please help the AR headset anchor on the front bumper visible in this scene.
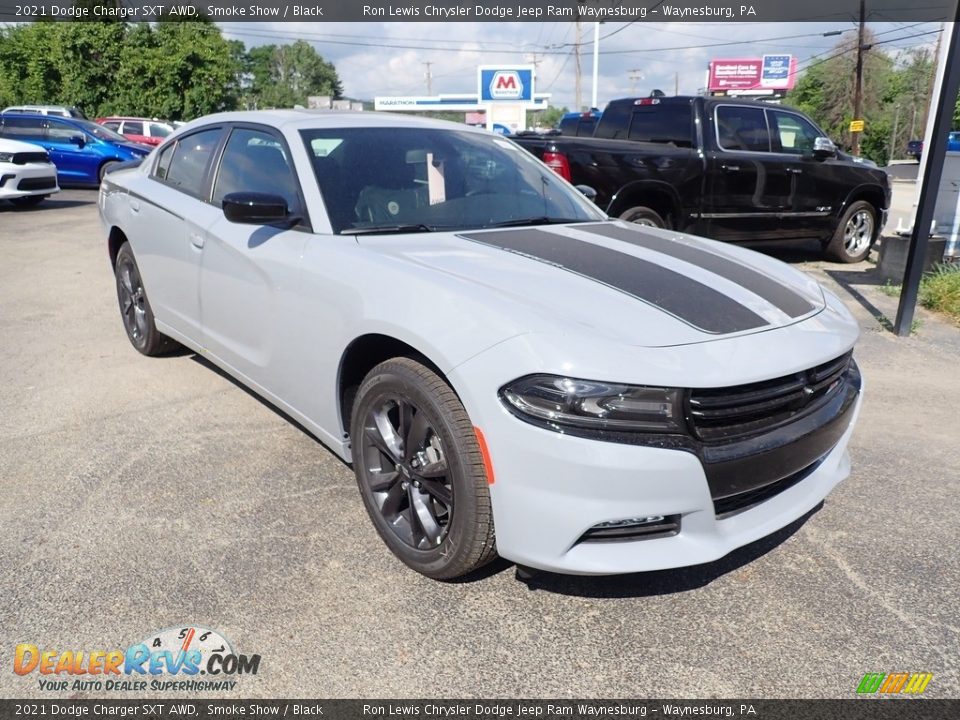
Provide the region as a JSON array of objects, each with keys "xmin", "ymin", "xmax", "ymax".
[
  {"xmin": 0, "ymin": 163, "xmax": 59, "ymax": 199},
  {"xmin": 450, "ymin": 343, "xmax": 862, "ymax": 576}
]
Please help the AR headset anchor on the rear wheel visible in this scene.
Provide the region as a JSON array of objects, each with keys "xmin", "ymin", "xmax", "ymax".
[
  {"xmin": 114, "ymin": 242, "xmax": 179, "ymax": 356},
  {"xmin": 351, "ymin": 357, "xmax": 497, "ymax": 580},
  {"xmin": 9, "ymin": 195, "xmax": 47, "ymax": 208},
  {"xmin": 825, "ymin": 200, "xmax": 877, "ymax": 263},
  {"xmin": 619, "ymin": 205, "xmax": 666, "ymax": 228}
]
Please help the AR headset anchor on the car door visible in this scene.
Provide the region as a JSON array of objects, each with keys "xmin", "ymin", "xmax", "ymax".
[
  {"xmin": 703, "ymin": 104, "xmax": 800, "ymax": 242},
  {"xmin": 768, "ymin": 109, "xmax": 844, "ymax": 240},
  {"xmin": 44, "ymin": 118, "xmax": 95, "ymax": 182},
  {"xmin": 132, "ymin": 126, "xmax": 225, "ymax": 341},
  {"xmin": 198, "ymin": 125, "xmax": 311, "ymax": 393}
]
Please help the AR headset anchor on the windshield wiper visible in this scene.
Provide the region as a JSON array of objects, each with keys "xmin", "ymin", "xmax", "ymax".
[
  {"xmin": 485, "ymin": 217, "xmax": 591, "ymax": 229},
  {"xmin": 344, "ymin": 224, "xmax": 436, "ymax": 236}
]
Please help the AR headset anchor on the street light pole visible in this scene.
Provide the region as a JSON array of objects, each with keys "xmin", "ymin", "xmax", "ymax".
[
  {"xmin": 591, "ymin": 21, "xmax": 600, "ymax": 109},
  {"xmin": 851, "ymin": 0, "xmax": 866, "ymax": 156}
]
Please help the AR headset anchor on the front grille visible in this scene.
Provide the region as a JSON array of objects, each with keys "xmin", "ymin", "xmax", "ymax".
[
  {"xmin": 12, "ymin": 152, "xmax": 49, "ymax": 165},
  {"xmin": 17, "ymin": 176, "xmax": 56, "ymax": 191},
  {"xmin": 688, "ymin": 352, "xmax": 853, "ymax": 443}
]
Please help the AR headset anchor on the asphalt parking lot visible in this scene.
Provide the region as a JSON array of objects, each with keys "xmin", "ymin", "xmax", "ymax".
[{"xmin": 1, "ymin": 188, "xmax": 958, "ymax": 699}]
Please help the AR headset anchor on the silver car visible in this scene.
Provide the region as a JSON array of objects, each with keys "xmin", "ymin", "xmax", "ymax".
[{"xmin": 100, "ymin": 111, "xmax": 862, "ymax": 580}]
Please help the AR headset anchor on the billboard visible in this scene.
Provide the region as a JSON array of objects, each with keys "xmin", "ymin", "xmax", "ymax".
[
  {"xmin": 708, "ymin": 55, "xmax": 796, "ymax": 92},
  {"xmin": 478, "ymin": 66, "xmax": 535, "ymax": 102}
]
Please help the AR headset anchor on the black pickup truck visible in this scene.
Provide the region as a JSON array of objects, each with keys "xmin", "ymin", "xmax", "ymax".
[{"xmin": 515, "ymin": 96, "xmax": 891, "ymax": 262}]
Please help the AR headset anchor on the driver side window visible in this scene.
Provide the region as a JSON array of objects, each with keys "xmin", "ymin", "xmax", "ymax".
[
  {"xmin": 770, "ymin": 111, "xmax": 821, "ymax": 155},
  {"xmin": 212, "ymin": 127, "xmax": 300, "ymax": 214}
]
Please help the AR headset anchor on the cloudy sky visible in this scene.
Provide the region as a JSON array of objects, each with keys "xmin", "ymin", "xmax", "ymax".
[{"xmin": 219, "ymin": 21, "xmax": 941, "ymax": 110}]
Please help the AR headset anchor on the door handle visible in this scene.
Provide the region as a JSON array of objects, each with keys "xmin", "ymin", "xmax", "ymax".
[
  {"xmin": 721, "ymin": 164, "xmax": 741, "ymax": 172},
  {"xmin": 786, "ymin": 167, "xmax": 803, "ymax": 174},
  {"xmin": 189, "ymin": 233, "xmax": 205, "ymax": 249},
  {"xmin": 129, "ymin": 199, "xmax": 140, "ymax": 213}
]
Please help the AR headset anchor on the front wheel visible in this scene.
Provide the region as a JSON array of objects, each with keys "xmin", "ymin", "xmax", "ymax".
[
  {"xmin": 350, "ymin": 357, "xmax": 497, "ymax": 580},
  {"xmin": 619, "ymin": 205, "xmax": 666, "ymax": 228},
  {"xmin": 825, "ymin": 200, "xmax": 877, "ymax": 263}
]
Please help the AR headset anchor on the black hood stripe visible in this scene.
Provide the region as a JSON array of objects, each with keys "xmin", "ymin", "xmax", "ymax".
[
  {"xmin": 459, "ymin": 229, "xmax": 768, "ymax": 335},
  {"xmin": 578, "ymin": 223, "xmax": 815, "ymax": 318}
]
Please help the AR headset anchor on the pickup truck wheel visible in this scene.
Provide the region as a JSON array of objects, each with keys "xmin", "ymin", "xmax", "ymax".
[
  {"xmin": 619, "ymin": 206, "xmax": 666, "ymax": 228},
  {"xmin": 114, "ymin": 242, "xmax": 180, "ymax": 356},
  {"xmin": 826, "ymin": 201, "xmax": 877, "ymax": 263},
  {"xmin": 351, "ymin": 358, "xmax": 497, "ymax": 580}
]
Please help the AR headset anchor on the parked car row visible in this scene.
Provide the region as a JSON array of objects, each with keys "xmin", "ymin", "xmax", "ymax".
[{"xmin": 0, "ymin": 113, "xmax": 151, "ymax": 190}]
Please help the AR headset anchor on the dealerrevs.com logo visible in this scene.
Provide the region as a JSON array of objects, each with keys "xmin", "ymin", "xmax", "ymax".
[{"xmin": 14, "ymin": 625, "xmax": 261, "ymax": 692}]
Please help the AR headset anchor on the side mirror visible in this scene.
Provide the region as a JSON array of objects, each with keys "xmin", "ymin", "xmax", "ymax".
[
  {"xmin": 69, "ymin": 134, "xmax": 86, "ymax": 148},
  {"xmin": 575, "ymin": 184, "xmax": 598, "ymax": 202},
  {"xmin": 812, "ymin": 136, "xmax": 837, "ymax": 160},
  {"xmin": 222, "ymin": 192, "xmax": 294, "ymax": 226}
]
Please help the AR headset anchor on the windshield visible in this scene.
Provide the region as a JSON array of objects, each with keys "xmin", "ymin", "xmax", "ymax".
[
  {"xmin": 300, "ymin": 126, "xmax": 604, "ymax": 234},
  {"xmin": 77, "ymin": 120, "xmax": 131, "ymax": 143}
]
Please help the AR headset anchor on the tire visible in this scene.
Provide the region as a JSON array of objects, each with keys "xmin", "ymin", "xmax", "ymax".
[
  {"xmin": 114, "ymin": 242, "xmax": 179, "ymax": 356},
  {"xmin": 825, "ymin": 200, "xmax": 877, "ymax": 263},
  {"xmin": 9, "ymin": 195, "xmax": 47, "ymax": 208},
  {"xmin": 99, "ymin": 161, "xmax": 120, "ymax": 184},
  {"xmin": 350, "ymin": 357, "xmax": 497, "ymax": 580},
  {"xmin": 619, "ymin": 205, "xmax": 666, "ymax": 228}
]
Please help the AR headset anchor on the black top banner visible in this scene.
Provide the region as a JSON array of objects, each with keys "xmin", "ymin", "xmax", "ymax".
[
  {"xmin": 0, "ymin": 0, "xmax": 954, "ymax": 22},
  {"xmin": 0, "ymin": 700, "xmax": 958, "ymax": 720}
]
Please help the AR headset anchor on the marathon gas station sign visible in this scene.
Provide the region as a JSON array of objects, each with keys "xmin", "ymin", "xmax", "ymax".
[
  {"xmin": 375, "ymin": 65, "xmax": 548, "ymax": 133},
  {"xmin": 708, "ymin": 55, "xmax": 797, "ymax": 95}
]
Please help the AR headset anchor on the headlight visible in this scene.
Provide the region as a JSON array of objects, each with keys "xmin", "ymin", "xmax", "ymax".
[
  {"xmin": 0, "ymin": 152, "xmax": 13, "ymax": 163},
  {"xmin": 500, "ymin": 375, "xmax": 685, "ymax": 433}
]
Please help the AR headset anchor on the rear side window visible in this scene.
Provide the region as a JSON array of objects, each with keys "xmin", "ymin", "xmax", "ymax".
[
  {"xmin": 627, "ymin": 105, "xmax": 693, "ymax": 147},
  {"xmin": 1, "ymin": 116, "xmax": 46, "ymax": 141},
  {"xmin": 716, "ymin": 106, "xmax": 770, "ymax": 152},
  {"xmin": 103, "ymin": 121, "xmax": 121, "ymax": 131},
  {"xmin": 123, "ymin": 121, "xmax": 144, "ymax": 136},
  {"xmin": 163, "ymin": 127, "xmax": 222, "ymax": 197}
]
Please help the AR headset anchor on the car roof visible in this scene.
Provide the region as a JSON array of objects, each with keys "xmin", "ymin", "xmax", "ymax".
[
  {"xmin": 176, "ymin": 109, "xmax": 491, "ymax": 135},
  {"xmin": 2, "ymin": 112, "xmax": 83, "ymax": 124}
]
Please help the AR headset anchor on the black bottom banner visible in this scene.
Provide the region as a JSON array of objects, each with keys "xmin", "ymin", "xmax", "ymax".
[{"xmin": 1, "ymin": 700, "xmax": 957, "ymax": 720}]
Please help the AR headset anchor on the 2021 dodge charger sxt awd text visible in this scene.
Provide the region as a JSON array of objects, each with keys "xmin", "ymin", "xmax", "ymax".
[{"xmin": 99, "ymin": 111, "xmax": 863, "ymax": 580}]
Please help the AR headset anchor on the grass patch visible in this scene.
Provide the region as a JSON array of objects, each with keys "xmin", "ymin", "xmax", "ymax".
[
  {"xmin": 919, "ymin": 264, "xmax": 960, "ymax": 323},
  {"xmin": 880, "ymin": 280, "xmax": 901, "ymax": 297}
]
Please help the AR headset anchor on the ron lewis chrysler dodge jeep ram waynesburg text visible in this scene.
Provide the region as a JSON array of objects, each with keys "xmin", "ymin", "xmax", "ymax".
[{"xmin": 99, "ymin": 111, "xmax": 863, "ymax": 580}]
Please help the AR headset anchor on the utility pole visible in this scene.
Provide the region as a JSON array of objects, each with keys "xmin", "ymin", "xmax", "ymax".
[
  {"xmin": 628, "ymin": 69, "xmax": 644, "ymax": 95},
  {"xmin": 423, "ymin": 61, "xmax": 433, "ymax": 95},
  {"xmin": 574, "ymin": 21, "xmax": 582, "ymax": 111},
  {"xmin": 851, "ymin": 0, "xmax": 866, "ymax": 156}
]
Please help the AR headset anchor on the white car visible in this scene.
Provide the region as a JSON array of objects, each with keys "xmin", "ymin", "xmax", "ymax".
[
  {"xmin": 0, "ymin": 138, "xmax": 59, "ymax": 207},
  {"xmin": 99, "ymin": 111, "xmax": 863, "ymax": 580}
]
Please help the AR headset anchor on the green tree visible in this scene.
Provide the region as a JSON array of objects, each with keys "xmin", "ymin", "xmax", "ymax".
[
  {"xmin": 789, "ymin": 29, "xmax": 898, "ymax": 164},
  {"xmin": 246, "ymin": 41, "xmax": 342, "ymax": 109}
]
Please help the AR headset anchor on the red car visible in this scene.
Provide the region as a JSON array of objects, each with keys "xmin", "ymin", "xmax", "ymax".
[{"xmin": 95, "ymin": 117, "xmax": 173, "ymax": 147}]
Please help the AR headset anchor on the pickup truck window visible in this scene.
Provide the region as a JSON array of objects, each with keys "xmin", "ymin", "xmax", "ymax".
[
  {"xmin": 300, "ymin": 127, "xmax": 601, "ymax": 234},
  {"xmin": 770, "ymin": 110, "xmax": 820, "ymax": 155},
  {"xmin": 627, "ymin": 106, "xmax": 693, "ymax": 147},
  {"xmin": 715, "ymin": 106, "xmax": 770, "ymax": 153}
]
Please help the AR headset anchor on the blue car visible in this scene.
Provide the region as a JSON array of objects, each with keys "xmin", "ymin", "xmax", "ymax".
[
  {"xmin": 948, "ymin": 131, "xmax": 960, "ymax": 153},
  {"xmin": 0, "ymin": 113, "xmax": 151, "ymax": 185}
]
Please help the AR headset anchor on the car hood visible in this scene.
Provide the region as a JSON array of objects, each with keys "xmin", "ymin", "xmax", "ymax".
[
  {"xmin": 0, "ymin": 138, "xmax": 48, "ymax": 154},
  {"xmin": 359, "ymin": 221, "xmax": 827, "ymax": 348}
]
